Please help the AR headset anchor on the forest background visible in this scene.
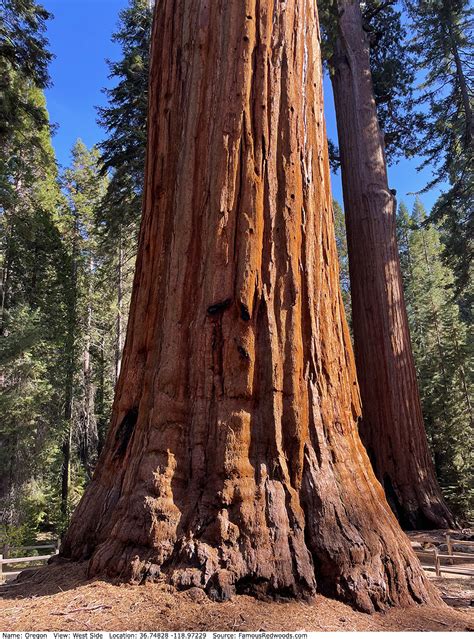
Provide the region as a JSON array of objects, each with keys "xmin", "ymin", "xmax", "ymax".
[{"xmin": 0, "ymin": 0, "xmax": 472, "ymax": 544}]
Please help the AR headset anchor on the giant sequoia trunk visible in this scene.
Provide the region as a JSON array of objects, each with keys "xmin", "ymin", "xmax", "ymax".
[
  {"xmin": 330, "ymin": 0, "xmax": 454, "ymax": 529},
  {"xmin": 61, "ymin": 0, "xmax": 437, "ymax": 612}
]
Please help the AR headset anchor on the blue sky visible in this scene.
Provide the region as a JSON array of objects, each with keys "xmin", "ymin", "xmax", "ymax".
[{"xmin": 42, "ymin": 0, "xmax": 441, "ymax": 212}]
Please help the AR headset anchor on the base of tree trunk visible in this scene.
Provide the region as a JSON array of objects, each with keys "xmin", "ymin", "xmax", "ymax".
[
  {"xmin": 377, "ymin": 464, "xmax": 455, "ymax": 531},
  {"xmin": 61, "ymin": 423, "xmax": 439, "ymax": 612}
]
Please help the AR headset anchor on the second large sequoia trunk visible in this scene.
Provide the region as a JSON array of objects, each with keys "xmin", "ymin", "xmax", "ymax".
[
  {"xmin": 330, "ymin": 0, "xmax": 454, "ymax": 529},
  {"xmin": 61, "ymin": 0, "xmax": 437, "ymax": 612}
]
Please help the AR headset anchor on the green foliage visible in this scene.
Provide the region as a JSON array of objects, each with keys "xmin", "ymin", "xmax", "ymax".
[
  {"xmin": 406, "ymin": 0, "xmax": 473, "ymax": 313},
  {"xmin": 0, "ymin": 87, "xmax": 69, "ymax": 537},
  {"xmin": 407, "ymin": 0, "xmax": 473, "ymax": 186},
  {"xmin": 333, "ymin": 200, "xmax": 352, "ymax": 324},
  {"xmin": 431, "ymin": 186, "xmax": 473, "ymax": 324},
  {"xmin": 0, "ymin": 130, "xmax": 117, "ymax": 539},
  {"xmin": 97, "ymin": 0, "xmax": 152, "ymax": 241},
  {"xmin": 397, "ymin": 199, "xmax": 473, "ymax": 521},
  {"xmin": 334, "ymin": 199, "xmax": 473, "ymax": 521},
  {"xmin": 0, "ymin": 0, "xmax": 53, "ymax": 144},
  {"xmin": 363, "ymin": 1, "xmax": 420, "ymax": 159},
  {"xmin": 319, "ymin": 0, "xmax": 418, "ymax": 164},
  {"xmin": 60, "ymin": 140, "xmax": 109, "ymax": 479}
]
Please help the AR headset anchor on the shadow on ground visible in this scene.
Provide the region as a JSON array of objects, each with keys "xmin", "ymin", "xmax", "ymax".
[{"xmin": 0, "ymin": 562, "xmax": 473, "ymax": 632}]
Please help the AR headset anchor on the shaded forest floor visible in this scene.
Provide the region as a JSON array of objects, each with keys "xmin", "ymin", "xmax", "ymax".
[{"xmin": 0, "ymin": 561, "xmax": 473, "ymax": 632}]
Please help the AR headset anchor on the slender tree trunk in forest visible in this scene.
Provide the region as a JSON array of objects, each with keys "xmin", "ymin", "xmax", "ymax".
[
  {"xmin": 445, "ymin": 5, "xmax": 473, "ymax": 147},
  {"xmin": 330, "ymin": 0, "xmax": 454, "ymax": 529},
  {"xmin": 114, "ymin": 238, "xmax": 124, "ymax": 385},
  {"xmin": 0, "ymin": 230, "xmax": 12, "ymax": 337},
  {"xmin": 62, "ymin": 222, "xmax": 78, "ymax": 516},
  {"xmin": 80, "ymin": 254, "xmax": 97, "ymax": 475},
  {"xmin": 61, "ymin": 420, "xmax": 72, "ymax": 516},
  {"xmin": 61, "ymin": 0, "xmax": 438, "ymax": 611},
  {"xmin": 0, "ymin": 203, "xmax": 17, "ymax": 338}
]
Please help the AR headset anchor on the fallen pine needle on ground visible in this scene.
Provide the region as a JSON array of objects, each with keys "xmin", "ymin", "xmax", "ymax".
[{"xmin": 0, "ymin": 562, "xmax": 472, "ymax": 632}]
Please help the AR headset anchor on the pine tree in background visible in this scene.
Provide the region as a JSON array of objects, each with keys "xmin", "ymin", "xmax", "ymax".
[
  {"xmin": 1, "ymin": 1, "xmax": 147, "ymax": 537},
  {"xmin": 96, "ymin": 0, "xmax": 153, "ymax": 240},
  {"xmin": 0, "ymin": 0, "xmax": 53, "ymax": 145},
  {"xmin": 397, "ymin": 199, "xmax": 473, "ymax": 520},
  {"xmin": 333, "ymin": 197, "xmax": 472, "ymax": 519},
  {"xmin": 59, "ymin": 140, "xmax": 108, "ymax": 517},
  {"xmin": 95, "ymin": 0, "xmax": 154, "ymax": 389},
  {"xmin": 407, "ymin": 0, "xmax": 473, "ymax": 319},
  {"xmin": 364, "ymin": 1, "xmax": 420, "ymax": 159},
  {"xmin": 0, "ymin": 87, "xmax": 68, "ymax": 538}
]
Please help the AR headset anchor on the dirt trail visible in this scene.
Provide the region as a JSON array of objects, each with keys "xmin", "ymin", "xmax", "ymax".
[{"xmin": 0, "ymin": 562, "xmax": 473, "ymax": 632}]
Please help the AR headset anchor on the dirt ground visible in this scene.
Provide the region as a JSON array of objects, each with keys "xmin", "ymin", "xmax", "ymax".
[{"xmin": 0, "ymin": 561, "xmax": 473, "ymax": 632}]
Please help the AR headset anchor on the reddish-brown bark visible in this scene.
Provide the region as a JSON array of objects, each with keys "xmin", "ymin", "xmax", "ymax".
[
  {"xmin": 330, "ymin": 0, "xmax": 454, "ymax": 529},
  {"xmin": 61, "ymin": 0, "xmax": 438, "ymax": 611}
]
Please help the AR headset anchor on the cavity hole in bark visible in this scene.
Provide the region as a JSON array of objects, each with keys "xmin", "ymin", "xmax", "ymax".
[
  {"xmin": 115, "ymin": 407, "xmax": 139, "ymax": 457},
  {"xmin": 237, "ymin": 344, "xmax": 250, "ymax": 360},
  {"xmin": 207, "ymin": 298, "xmax": 232, "ymax": 316},
  {"xmin": 235, "ymin": 576, "xmax": 295, "ymax": 600},
  {"xmin": 205, "ymin": 572, "xmax": 235, "ymax": 602},
  {"xmin": 240, "ymin": 303, "xmax": 251, "ymax": 321}
]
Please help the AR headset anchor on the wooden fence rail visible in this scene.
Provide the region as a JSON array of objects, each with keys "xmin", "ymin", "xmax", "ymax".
[
  {"xmin": 412, "ymin": 533, "xmax": 474, "ymax": 578},
  {"xmin": 0, "ymin": 540, "xmax": 59, "ymax": 583},
  {"xmin": 2, "ymin": 543, "xmax": 57, "ymax": 556}
]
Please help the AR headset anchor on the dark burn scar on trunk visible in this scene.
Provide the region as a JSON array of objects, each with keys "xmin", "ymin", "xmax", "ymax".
[
  {"xmin": 207, "ymin": 298, "xmax": 232, "ymax": 316},
  {"xmin": 115, "ymin": 407, "xmax": 139, "ymax": 457}
]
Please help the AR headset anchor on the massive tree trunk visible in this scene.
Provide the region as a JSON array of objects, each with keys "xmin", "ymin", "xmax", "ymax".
[
  {"xmin": 61, "ymin": 0, "xmax": 437, "ymax": 612},
  {"xmin": 330, "ymin": 0, "xmax": 454, "ymax": 529}
]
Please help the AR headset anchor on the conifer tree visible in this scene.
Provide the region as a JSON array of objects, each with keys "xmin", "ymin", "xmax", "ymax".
[
  {"xmin": 60, "ymin": 140, "xmax": 108, "ymax": 515},
  {"xmin": 407, "ymin": 0, "xmax": 473, "ymax": 318},
  {"xmin": 95, "ymin": 0, "xmax": 154, "ymax": 389},
  {"xmin": 0, "ymin": 88, "xmax": 67, "ymax": 534},
  {"xmin": 0, "ymin": 0, "xmax": 53, "ymax": 151},
  {"xmin": 397, "ymin": 199, "xmax": 473, "ymax": 519},
  {"xmin": 61, "ymin": 0, "xmax": 436, "ymax": 610},
  {"xmin": 97, "ymin": 0, "xmax": 153, "ymax": 240}
]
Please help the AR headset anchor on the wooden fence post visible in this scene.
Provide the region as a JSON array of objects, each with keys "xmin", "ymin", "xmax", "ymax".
[
  {"xmin": 0, "ymin": 554, "xmax": 3, "ymax": 584},
  {"xmin": 433, "ymin": 547, "xmax": 441, "ymax": 576},
  {"xmin": 446, "ymin": 534, "xmax": 454, "ymax": 564}
]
